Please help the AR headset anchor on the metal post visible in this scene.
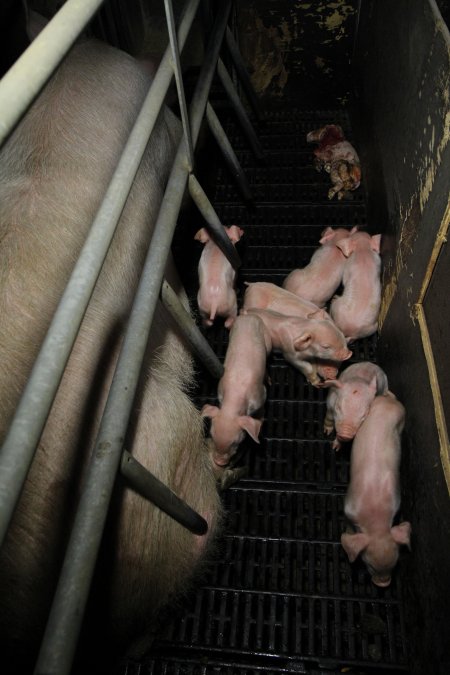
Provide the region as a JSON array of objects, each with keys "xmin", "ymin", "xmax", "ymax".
[
  {"xmin": 164, "ymin": 0, "xmax": 195, "ymax": 169},
  {"xmin": 161, "ymin": 280, "xmax": 224, "ymax": 379},
  {"xmin": 206, "ymin": 101, "xmax": 253, "ymax": 204},
  {"xmin": 217, "ymin": 57, "xmax": 265, "ymax": 160},
  {"xmin": 120, "ymin": 450, "xmax": 208, "ymax": 535},
  {"xmin": 0, "ymin": 0, "xmax": 201, "ymax": 549},
  {"xmin": 0, "ymin": 0, "xmax": 106, "ymax": 147},
  {"xmin": 188, "ymin": 173, "xmax": 241, "ymax": 270},
  {"xmin": 225, "ymin": 26, "xmax": 263, "ymax": 122},
  {"xmin": 34, "ymin": 3, "xmax": 232, "ymax": 673}
]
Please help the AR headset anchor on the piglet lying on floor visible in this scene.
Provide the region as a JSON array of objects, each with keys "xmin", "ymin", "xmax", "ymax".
[
  {"xmin": 307, "ymin": 124, "xmax": 361, "ymax": 200},
  {"xmin": 341, "ymin": 392, "xmax": 411, "ymax": 587},
  {"xmin": 201, "ymin": 313, "xmax": 271, "ymax": 467},
  {"xmin": 195, "ymin": 225, "xmax": 244, "ymax": 329}
]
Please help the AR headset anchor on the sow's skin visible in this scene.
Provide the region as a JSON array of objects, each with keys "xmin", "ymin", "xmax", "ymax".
[
  {"xmin": 0, "ymin": 39, "xmax": 221, "ymax": 672},
  {"xmin": 283, "ymin": 226, "xmax": 357, "ymax": 308},
  {"xmin": 202, "ymin": 313, "xmax": 272, "ymax": 467},
  {"xmin": 342, "ymin": 393, "xmax": 411, "ymax": 587},
  {"xmin": 306, "ymin": 124, "xmax": 362, "ymax": 200},
  {"xmin": 323, "ymin": 362, "xmax": 389, "ymax": 450},
  {"xmin": 330, "ymin": 230, "xmax": 382, "ymax": 343},
  {"xmin": 242, "ymin": 308, "xmax": 352, "ymax": 387},
  {"xmin": 195, "ymin": 225, "xmax": 244, "ymax": 329}
]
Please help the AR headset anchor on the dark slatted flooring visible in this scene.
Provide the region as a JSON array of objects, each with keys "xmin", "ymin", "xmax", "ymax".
[{"xmin": 120, "ymin": 109, "xmax": 410, "ymax": 674}]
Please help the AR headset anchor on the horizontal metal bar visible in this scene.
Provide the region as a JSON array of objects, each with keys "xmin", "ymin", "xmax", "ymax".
[
  {"xmin": 225, "ymin": 26, "xmax": 263, "ymax": 122},
  {"xmin": 34, "ymin": 3, "xmax": 232, "ymax": 673},
  {"xmin": 161, "ymin": 279, "xmax": 224, "ymax": 379},
  {"xmin": 121, "ymin": 450, "xmax": 208, "ymax": 535},
  {"xmin": 0, "ymin": 0, "xmax": 201, "ymax": 550},
  {"xmin": 206, "ymin": 101, "xmax": 253, "ymax": 203},
  {"xmin": 189, "ymin": 173, "xmax": 241, "ymax": 270},
  {"xmin": 0, "ymin": 0, "xmax": 106, "ymax": 147},
  {"xmin": 217, "ymin": 57, "xmax": 265, "ymax": 160}
]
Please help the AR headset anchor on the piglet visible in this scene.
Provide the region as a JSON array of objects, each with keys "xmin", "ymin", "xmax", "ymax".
[
  {"xmin": 195, "ymin": 225, "xmax": 244, "ymax": 328},
  {"xmin": 242, "ymin": 308, "xmax": 352, "ymax": 387},
  {"xmin": 307, "ymin": 124, "xmax": 361, "ymax": 200},
  {"xmin": 201, "ymin": 313, "xmax": 271, "ymax": 467},
  {"xmin": 243, "ymin": 281, "xmax": 330, "ymax": 320},
  {"xmin": 341, "ymin": 392, "xmax": 411, "ymax": 587},
  {"xmin": 323, "ymin": 362, "xmax": 389, "ymax": 449},
  {"xmin": 283, "ymin": 226, "xmax": 357, "ymax": 307},
  {"xmin": 330, "ymin": 230, "xmax": 382, "ymax": 342}
]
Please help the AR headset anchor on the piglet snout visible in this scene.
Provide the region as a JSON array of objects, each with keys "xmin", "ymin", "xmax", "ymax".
[{"xmin": 336, "ymin": 425, "xmax": 356, "ymax": 442}]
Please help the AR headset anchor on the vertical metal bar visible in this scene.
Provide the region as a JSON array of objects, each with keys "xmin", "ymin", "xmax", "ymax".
[
  {"xmin": 34, "ymin": 3, "xmax": 232, "ymax": 674},
  {"xmin": 0, "ymin": 0, "xmax": 106, "ymax": 147},
  {"xmin": 164, "ymin": 0, "xmax": 195, "ymax": 169},
  {"xmin": 0, "ymin": 0, "xmax": 201, "ymax": 550},
  {"xmin": 188, "ymin": 173, "xmax": 241, "ymax": 270},
  {"xmin": 206, "ymin": 101, "xmax": 253, "ymax": 204},
  {"xmin": 160, "ymin": 280, "xmax": 224, "ymax": 379},
  {"xmin": 225, "ymin": 26, "xmax": 263, "ymax": 122},
  {"xmin": 217, "ymin": 57, "xmax": 265, "ymax": 160}
]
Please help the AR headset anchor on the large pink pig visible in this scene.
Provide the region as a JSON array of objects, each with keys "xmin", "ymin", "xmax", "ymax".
[
  {"xmin": 341, "ymin": 392, "xmax": 411, "ymax": 587},
  {"xmin": 330, "ymin": 230, "xmax": 382, "ymax": 342},
  {"xmin": 323, "ymin": 362, "xmax": 389, "ymax": 449},
  {"xmin": 201, "ymin": 313, "xmax": 271, "ymax": 466},
  {"xmin": 243, "ymin": 281, "xmax": 330, "ymax": 320},
  {"xmin": 242, "ymin": 308, "xmax": 352, "ymax": 386},
  {"xmin": 283, "ymin": 226, "xmax": 357, "ymax": 307},
  {"xmin": 195, "ymin": 225, "xmax": 244, "ymax": 329},
  {"xmin": 306, "ymin": 124, "xmax": 361, "ymax": 200}
]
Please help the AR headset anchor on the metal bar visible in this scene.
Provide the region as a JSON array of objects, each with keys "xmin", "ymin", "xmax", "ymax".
[
  {"xmin": 0, "ymin": 0, "xmax": 201, "ymax": 550},
  {"xmin": 120, "ymin": 450, "xmax": 208, "ymax": 535},
  {"xmin": 0, "ymin": 0, "xmax": 106, "ymax": 147},
  {"xmin": 206, "ymin": 101, "xmax": 253, "ymax": 204},
  {"xmin": 164, "ymin": 0, "xmax": 195, "ymax": 169},
  {"xmin": 225, "ymin": 26, "xmax": 263, "ymax": 122},
  {"xmin": 217, "ymin": 57, "xmax": 265, "ymax": 160},
  {"xmin": 161, "ymin": 280, "xmax": 224, "ymax": 379},
  {"xmin": 34, "ymin": 4, "xmax": 232, "ymax": 673},
  {"xmin": 188, "ymin": 173, "xmax": 241, "ymax": 270}
]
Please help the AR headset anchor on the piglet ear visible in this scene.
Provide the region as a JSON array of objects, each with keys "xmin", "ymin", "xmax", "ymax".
[
  {"xmin": 391, "ymin": 522, "xmax": 412, "ymax": 550},
  {"xmin": 341, "ymin": 532, "xmax": 370, "ymax": 562},
  {"xmin": 335, "ymin": 238, "xmax": 354, "ymax": 258},
  {"xmin": 201, "ymin": 404, "xmax": 220, "ymax": 419},
  {"xmin": 350, "ymin": 226, "xmax": 359, "ymax": 234},
  {"xmin": 226, "ymin": 225, "xmax": 244, "ymax": 243},
  {"xmin": 238, "ymin": 416, "xmax": 262, "ymax": 444},
  {"xmin": 368, "ymin": 375, "xmax": 377, "ymax": 395},
  {"xmin": 371, "ymin": 234, "xmax": 382, "ymax": 253},
  {"xmin": 320, "ymin": 379, "xmax": 342, "ymax": 389},
  {"xmin": 194, "ymin": 228, "xmax": 210, "ymax": 244},
  {"xmin": 319, "ymin": 227, "xmax": 335, "ymax": 244},
  {"xmin": 293, "ymin": 333, "xmax": 312, "ymax": 351}
]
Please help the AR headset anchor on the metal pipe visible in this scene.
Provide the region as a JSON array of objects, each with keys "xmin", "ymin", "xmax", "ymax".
[
  {"xmin": 161, "ymin": 280, "xmax": 224, "ymax": 379},
  {"xmin": 120, "ymin": 450, "xmax": 208, "ymax": 535},
  {"xmin": 188, "ymin": 173, "xmax": 241, "ymax": 270},
  {"xmin": 0, "ymin": 0, "xmax": 201, "ymax": 550},
  {"xmin": 217, "ymin": 57, "xmax": 265, "ymax": 160},
  {"xmin": 206, "ymin": 101, "xmax": 253, "ymax": 204},
  {"xmin": 225, "ymin": 26, "xmax": 263, "ymax": 122},
  {"xmin": 34, "ymin": 3, "xmax": 232, "ymax": 673},
  {"xmin": 164, "ymin": 0, "xmax": 195, "ymax": 169},
  {"xmin": 0, "ymin": 0, "xmax": 106, "ymax": 147}
]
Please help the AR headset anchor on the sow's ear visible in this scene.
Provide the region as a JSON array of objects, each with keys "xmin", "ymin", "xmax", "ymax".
[
  {"xmin": 201, "ymin": 404, "xmax": 219, "ymax": 419},
  {"xmin": 341, "ymin": 532, "xmax": 370, "ymax": 562},
  {"xmin": 391, "ymin": 522, "xmax": 412, "ymax": 550},
  {"xmin": 194, "ymin": 228, "xmax": 210, "ymax": 244},
  {"xmin": 238, "ymin": 416, "xmax": 262, "ymax": 444}
]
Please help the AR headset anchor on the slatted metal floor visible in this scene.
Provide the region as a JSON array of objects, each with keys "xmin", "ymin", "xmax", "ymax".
[{"xmin": 120, "ymin": 109, "xmax": 410, "ymax": 674}]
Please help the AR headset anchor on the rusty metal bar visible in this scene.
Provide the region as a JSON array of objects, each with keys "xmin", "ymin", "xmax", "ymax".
[
  {"xmin": 206, "ymin": 101, "xmax": 253, "ymax": 203},
  {"xmin": 188, "ymin": 173, "xmax": 241, "ymax": 270}
]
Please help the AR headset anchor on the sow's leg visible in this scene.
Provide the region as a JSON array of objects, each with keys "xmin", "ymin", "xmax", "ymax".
[{"xmin": 0, "ymin": 38, "xmax": 221, "ymax": 672}]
